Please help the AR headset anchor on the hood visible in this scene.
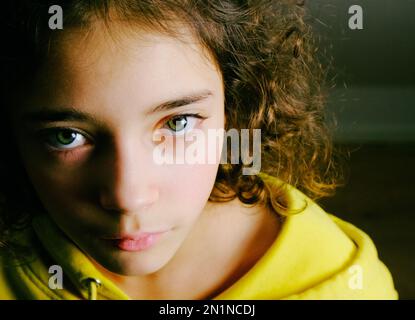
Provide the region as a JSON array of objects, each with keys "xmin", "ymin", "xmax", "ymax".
[
  {"xmin": 0, "ymin": 176, "xmax": 398, "ymax": 300},
  {"xmin": 214, "ymin": 175, "xmax": 397, "ymax": 299}
]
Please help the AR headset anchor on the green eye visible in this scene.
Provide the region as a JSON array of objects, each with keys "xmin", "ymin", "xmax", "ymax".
[
  {"xmin": 166, "ymin": 116, "xmax": 188, "ymax": 132},
  {"xmin": 56, "ymin": 130, "xmax": 77, "ymax": 145},
  {"xmin": 43, "ymin": 128, "xmax": 88, "ymax": 150},
  {"xmin": 160, "ymin": 113, "xmax": 206, "ymax": 136}
]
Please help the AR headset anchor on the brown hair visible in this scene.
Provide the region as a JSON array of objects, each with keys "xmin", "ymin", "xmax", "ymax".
[{"xmin": 0, "ymin": 0, "xmax": 343, "ymax": 246}]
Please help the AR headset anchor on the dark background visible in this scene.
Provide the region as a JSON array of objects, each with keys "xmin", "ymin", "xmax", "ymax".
[{"xmin": 306, "ymin": 0, "xmax": 415, "ymax": 299}]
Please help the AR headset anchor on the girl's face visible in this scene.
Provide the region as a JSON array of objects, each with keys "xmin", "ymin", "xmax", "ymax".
[{"xmin": 12, "ymin": 25, "xmax": 225, "ymax": 276}]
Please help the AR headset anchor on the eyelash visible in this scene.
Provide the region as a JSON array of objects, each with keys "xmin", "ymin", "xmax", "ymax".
[
  {"xmin": 160, "ymin": 112, "xmax": 207, "ymax": 134},
  {"xmin": 37, "ymin": 112, "xmax": 208, "ymax": 153},
  {"xmin": 36, "ymin": 127, "xmax": 92, "ymax": 153}
]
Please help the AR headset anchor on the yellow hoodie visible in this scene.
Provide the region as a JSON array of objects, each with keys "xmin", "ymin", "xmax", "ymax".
[{"xmin": 0, "ymin": 175, "xmax": 398, "ymax": 300}]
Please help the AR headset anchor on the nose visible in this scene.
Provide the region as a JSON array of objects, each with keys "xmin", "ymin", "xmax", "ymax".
[
  {"xmin": 97, "ymin": 140, "xmax": 159, "ymax": 214},
  {"xmin": 100, "ymin": 185, "xmax": 159, "ymax": 213}
]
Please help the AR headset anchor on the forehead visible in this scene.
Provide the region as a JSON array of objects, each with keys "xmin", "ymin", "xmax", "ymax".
[{"xmin": 29, "ymin": 23, "xmax": 223, "ymax": 112}]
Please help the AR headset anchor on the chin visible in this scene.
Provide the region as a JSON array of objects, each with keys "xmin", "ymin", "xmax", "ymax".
[
  {"xmin": 95, "ymin": 251, "xmax": 174, "ymax": 277},
  {"xmin": 118, "ymin": 261, "xmax": 169, "ymax": 277}
]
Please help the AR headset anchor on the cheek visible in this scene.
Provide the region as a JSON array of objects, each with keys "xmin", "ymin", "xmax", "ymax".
[
  {"xmin": 22, "ymin": 164, "xmax": 108, "ymax": 235},
  {"xmin": 18, "ymin": 140, "xmax": 85, "ymax": 195},
  {"xmin": 23, "ymin": 158, "xmax": 87, "ymax": 210},
  {"xmin": 160, "ymin": 163, "xmax": 218, "ymax": 209}
]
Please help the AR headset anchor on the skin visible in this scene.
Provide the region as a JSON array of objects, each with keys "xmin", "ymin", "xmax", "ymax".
[{"xmin": 12, "ymin": 23, "xmax": 280, "ymax": 299}]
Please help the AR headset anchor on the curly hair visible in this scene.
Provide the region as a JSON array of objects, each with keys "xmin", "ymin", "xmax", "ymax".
[{"xmin": 0, "ymin": 0, "xmax": 343, "ymax": 247}]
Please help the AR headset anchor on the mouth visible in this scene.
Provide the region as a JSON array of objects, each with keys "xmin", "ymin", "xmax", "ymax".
[{"xmin": 102, "ymin": 230, "xmax": 170, "ymax": 252}]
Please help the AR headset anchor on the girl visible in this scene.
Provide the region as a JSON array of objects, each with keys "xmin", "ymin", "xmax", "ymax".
[{"xmin": 0, "ymin": 0, "xmax": 397, "ymax": 299}]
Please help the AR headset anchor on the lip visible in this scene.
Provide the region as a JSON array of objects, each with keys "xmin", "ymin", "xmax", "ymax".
[
  {"xmin": 103, "ymin": 230, "xmax": 169, "ymax": 240},
  {"xmin": 103, "ymin": 230, "xmax": 170, "ymax": 252}
]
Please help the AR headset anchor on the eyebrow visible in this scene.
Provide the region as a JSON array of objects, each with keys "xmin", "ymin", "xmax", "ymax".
[
  {"xmin": 145, "ymin": 90, "xmax": 213, "ymax": 116},
  {"xmin": 21, "ymin": 108, "xmax": 102, "ymax": 124},
  {"xmin": 21, "ymin": 90, "xmax": 213, "ymax": 124}
]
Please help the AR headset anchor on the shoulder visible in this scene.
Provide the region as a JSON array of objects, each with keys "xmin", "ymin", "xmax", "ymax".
[
  {"xmin": 0, "ymin": 228, "xmax": 54, "ymax": 300},
  {"xmin": 0, "ymin": 248, "xmax": 19, "ymax": 299},
  {"xmin": 258, "ymin": 173, "xmax": 398, "ymax": 299},
  {"xmin": 290, "ymin": 197, "xmax": 398, "ymax": 299}
]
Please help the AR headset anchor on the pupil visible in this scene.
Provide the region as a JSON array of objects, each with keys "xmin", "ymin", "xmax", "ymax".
[
  {"xmin": 58, "ymin": 131, "xmax": 76, "ymax": 144},
  {"xmin": 171, "ymin": 117, "xmax": 187, "ymax": 131}
]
